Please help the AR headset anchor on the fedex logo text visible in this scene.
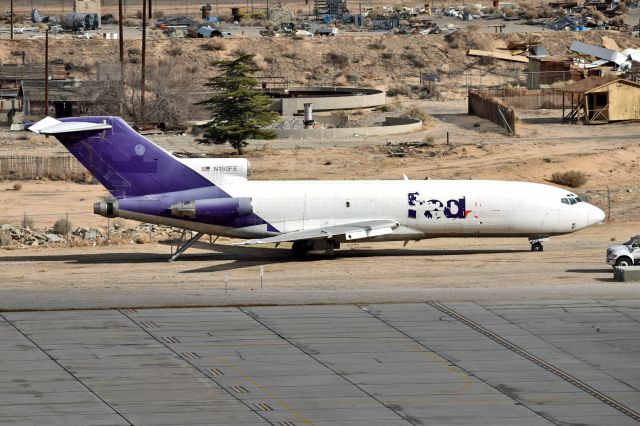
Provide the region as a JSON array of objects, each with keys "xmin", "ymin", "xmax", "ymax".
[{"xmin": 408, "ymin": 192, "xmax": 469, "ymax": 220}]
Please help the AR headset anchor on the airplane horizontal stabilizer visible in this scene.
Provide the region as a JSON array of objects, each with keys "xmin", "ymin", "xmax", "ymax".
[
  {"xmin": 28, "ymin": 116, "xmax": 112, "ymax": 135},
  {"xmin": 234, "ymin": 219, "xmax": 399, "ymax": 245}
]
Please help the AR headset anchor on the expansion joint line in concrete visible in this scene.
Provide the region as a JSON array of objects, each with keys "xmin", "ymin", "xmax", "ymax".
[
  {"xmin": 117, "ymin": 309, "xmax": 274, "ymax": 426},
  {"xmin": 428, "ymin": 302, "xmax": 640, "ymax": 424},
  {"xmin": 237, "ymin": 307, "xmax": 416, "ymax": 426},
  {"xmin": 356, "ymin": 304, "xmax": 557, "ymax": 426},
  {"xmin": 486, "ymin": 301, "xmax": 640, "ymax": 394},
  {"xmin": 0, "ymin": 313, "xmax": 134, "ymax": 426}
]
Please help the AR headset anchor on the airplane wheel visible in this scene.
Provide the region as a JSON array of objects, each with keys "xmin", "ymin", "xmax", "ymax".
[
  {"xmin": 531, "ymin": 242, "xmax": 543, "ymax": 252},
  {"xmin": 292, "ymin": 241, "xmax": 310, "ymax": 260}
]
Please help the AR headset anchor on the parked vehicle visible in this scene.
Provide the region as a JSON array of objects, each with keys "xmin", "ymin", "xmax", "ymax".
[
  {"xmin": 314, "ymin": 27, "xmax": 338, "ymax": 36},
  {"xmin": 606, "ymin": 236, "xmax": 640, "ymax": 267},
  {"xmin": 191, "ymin": 25, "xmax": 231, "ymax": 38}
]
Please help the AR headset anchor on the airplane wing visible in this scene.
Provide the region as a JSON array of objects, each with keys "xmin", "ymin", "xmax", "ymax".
[{"xmin": 234, "ymin": 219, "xmax": 400, "ymax": 245}]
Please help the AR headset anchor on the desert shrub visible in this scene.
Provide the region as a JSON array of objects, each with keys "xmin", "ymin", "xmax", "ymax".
[
  {"xmin": 153, "ymin": 10, "xmax": 165, "ymax": 18},
  {"xmin": 53, "ymin": 218, "xmax": 73, "ymax": 235},
  {"xmin": 201, "ymin": 39, "xmax": 225, "ymax": 51},
  {"xmin": 368, "ymin": 39, "xmax": 386, "ymax": 50},
  {"xmin": 128, "ymin": 56, "xmax": 141, "ymax": 64},
  {"xmin": 503, "ymin": 7, "xmax": 517, "ymax": 17},
  {"xmin": 541, "ymin": 4, "xmax": 554, "ymax": 17},
  {"xmin": 123, "ymin": 19, "xmax": 137, "ymax": 26},
  {"xmin": 127, "ymin": 47, "xmax": 141, "ymax": 55},
  {"xmin": 525, "ymin": 9, "xmax": 539, "ymax": 19},
  {"xmin": 482, "ymin": 6, "xmax": 496, "ymax": 13},
  {"xmin": 381, "ymin": 52, "xmax": 394, "ymax": 60},
  {"xmin": 167, "ymin": 45, "xmax": 183, "ymax": 56},
  {"xmin": 551, "ymin": 170, "xmax": 588, "ymax": 188},
  {"xmin": 478, "ymin": 55, "xmax": 495, "ymax": 66},
  {"xmin": 325, "ymin": 52, "xmax": 349, "ymax": 66},
  {"xmin": 282, "ymin": 51, "xmax": 299, "ymax": 60},
  {"xmin": 232, "ymin": 48, "xmax": 249, "ymax": 57},
  {"xmin": 387, "ymin": 84, "xmax": 412, "ymax": 97},
  {"xmin": 400, "ymin": 52, "xmax": 426, "ymax": 68},
  {"xmin": 445, "ymin": 30, "xmax": 461, "ymax": 48},
  {"xmin": 11, "ymin": 50, "xmax": 24, "ymax": 56},
  {"xmin": 12, "ymin": 183, "xmax": 22, "ymax": 190},
  {"xmin": 400, "ymin": 106, "xmax": 429, "ymax": 122},
  {"xmin": 135, "ymin": 10, "xmax": 143, "ymax": 19}
]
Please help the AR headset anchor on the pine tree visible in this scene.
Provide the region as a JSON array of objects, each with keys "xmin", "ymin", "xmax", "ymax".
[{"xmin": 197, "ymin": 54, "xmax": 278, "ymax": 155}]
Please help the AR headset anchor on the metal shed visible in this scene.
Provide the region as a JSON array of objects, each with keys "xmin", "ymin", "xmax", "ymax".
[{"xmin": 560, "ymin": 76, "xmax": 640, "ymax": 124}]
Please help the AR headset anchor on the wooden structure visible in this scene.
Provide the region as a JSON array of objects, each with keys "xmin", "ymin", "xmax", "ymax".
[{"xmin": 560, "ymin": 77, "xmax": 640, "ymax": 124}]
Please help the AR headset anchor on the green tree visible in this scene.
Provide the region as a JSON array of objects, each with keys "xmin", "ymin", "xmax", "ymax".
[{"xmin": 197, "ymin": 54, "xmax": 278, "ymax": 154}]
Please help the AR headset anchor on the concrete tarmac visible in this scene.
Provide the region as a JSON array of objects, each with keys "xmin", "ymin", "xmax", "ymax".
[{"xmin": 2, "ymin": 301, "xmax": 640, "ymax": 425}]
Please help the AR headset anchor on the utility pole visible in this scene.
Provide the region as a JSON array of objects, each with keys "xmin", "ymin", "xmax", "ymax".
[
  {"xmin": 141, "ymin": 0, "xmax": 147, "ymax": 122},
  {"xmin": 10, "ymin": 0, "xmax": 13, "ymax": 40},
  {"xmin": 119, "ymin": 0, "xmax": 124, "ymax": 79},
  {"xmin": 45, "ymin": 27, "xmax": 49, "ymax": 116},
  {"xmin": 148, "ymin": 0, "xmax": 152, "ymax": 18}
]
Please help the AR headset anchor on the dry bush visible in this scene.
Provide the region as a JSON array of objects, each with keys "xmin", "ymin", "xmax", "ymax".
[
  {"xmin": 153, "ymin": 10, "xmax": 165, "ymax": 18},
  {"xmin": 525, "ymin": 9, "xmax": 539, "ymax": 19},
  {"xmin": 400, "ymin": 106, "xmax": 429, "ymax": 122},
  {"xmin": 541, "ymin": 5, "xmax": 554, "ymax": 17},
  {"xmin": 325, "ymin": 52, "xmax": 350, "ymax": 66},
  {"xmin": 445, "ymin": 30, "xmax": 461, "ymax": 48},
  {"xmin": 128, "ymin": 47, "xmax": 141, "ymax": 55},
  {"xmin": 551, "ymin": 170, "xmax": 588, "ymax": 188},
  {"xmin": 381, "ymin": 52, "xmax": 394, "ymax": 60},
  {"xmin": 368, "ymin": 39, "xmax": 387, "ymax": 50},
  {"xmin": 387, "ymin": 84, "xmax": 412, "ymax": 97},
  {"xmin": 53, "ymin": 218, "xmax": 73, "ymax": 235},
  {"xmin": 400, "ymin": 52, "xmax": 426, "ymax": 68},
  {"xmin": 167, "ymin": 44, "xmax": 183, "ymax": 56},
  {"xmin": 201, "ymin": 39, "xmax": 226, "ymax": 51},
  {"xmin": 128, "ymin": 56, "xmax": 141, "ymax": 64},
  {"xmin": 12, "ymin": 183, "xmax": 22, "ymax": 190},
  {"xmin": 133, "ymin": 233, "xmax": 149, "ymax": 244},
  {"xmin": 482, "ymin": 6, "xmax": 496, "ymax": 13},
  {"xmin": 10, "ymin": 50, "xmax": 23, "ymax": 56},
  {"xmin": 503, "ymin": 7, "xmax": 517, "ymax": 17},
  {"xmin": 135, "ymin": 10, "xmax": 143, "ymax": 19},
  {"xmin": 123, "ymin": 19, "xmax": 138, "ymax": 26}
]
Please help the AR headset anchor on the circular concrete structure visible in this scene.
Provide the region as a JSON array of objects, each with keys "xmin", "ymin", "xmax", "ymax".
[
  {"xmin": 267, "ymin": 87, "xmax": 386, "ymax": 116},
  {"xmin": 272, "ymin": 117, "xmax": 423, "ymax": 139}
]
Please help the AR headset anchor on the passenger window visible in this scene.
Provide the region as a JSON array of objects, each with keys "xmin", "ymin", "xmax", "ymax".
[
  {"xmin": 569, "ymin": 198, "xmax": 577, "ymax": 205},
  {"xmin": 561, "ymin": 198, "xmax": 569, "ymax": 205},
  {"xmin": 575, "ymin": 197, "xmax": 583, "ymax": 203}
]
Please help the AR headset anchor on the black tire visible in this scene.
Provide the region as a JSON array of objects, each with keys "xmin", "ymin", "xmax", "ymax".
[
  {"xmin": 292, "ymin": 241, "xmax": 310, "ymax": 260},
  {"xmin": 531, "ymin": 242, "xmax": 543, "ymax": 252},
  {"xmin": 615, "ymin": 257, "xmax": 632, "ymax": 267}
]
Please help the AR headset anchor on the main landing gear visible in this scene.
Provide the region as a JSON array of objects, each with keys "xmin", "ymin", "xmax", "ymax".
[
  {"xmin": 529, "ymin": 237, "xmax": 548, "ymax": 252},
  {"xmin": 291, "ymin": 239, "xmax": 340, "ymax": 260}
]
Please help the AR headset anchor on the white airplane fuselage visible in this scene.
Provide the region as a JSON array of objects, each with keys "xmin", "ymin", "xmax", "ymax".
[{"xmin": 117, "ymin": 179, "xmax": 605, "ymax": 241}]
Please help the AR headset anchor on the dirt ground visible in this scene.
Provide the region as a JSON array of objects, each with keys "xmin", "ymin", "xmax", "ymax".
[{"xmin": 1, "ymin": 221, "xmax": 640, "ymax": 310}]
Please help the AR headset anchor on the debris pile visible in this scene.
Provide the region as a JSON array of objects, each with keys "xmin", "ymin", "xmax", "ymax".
[{"xmin": 0, "ymin": 223, "xmax": 184, "ymax": 249}]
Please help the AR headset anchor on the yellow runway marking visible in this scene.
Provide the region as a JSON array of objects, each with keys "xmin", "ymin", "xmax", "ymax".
[{"xmin": 218, "ymin": 356, "xmax": 316, "ymax": 426}]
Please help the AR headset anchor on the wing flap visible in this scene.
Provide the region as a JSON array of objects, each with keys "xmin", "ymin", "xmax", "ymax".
[{"xmin": 235, "ymin": 219, "xmax": 399, "ymax": 245}]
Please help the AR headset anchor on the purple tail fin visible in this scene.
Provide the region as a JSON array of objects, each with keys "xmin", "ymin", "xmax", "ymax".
[{"xmin": 30, "ymin": 116, "xmax": 212, "ymax": 198}]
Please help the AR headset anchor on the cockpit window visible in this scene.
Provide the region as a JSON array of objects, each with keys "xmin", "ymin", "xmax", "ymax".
[{"xmin": 561, "ymin": 196, "xmax": 583, "ymax": 205}]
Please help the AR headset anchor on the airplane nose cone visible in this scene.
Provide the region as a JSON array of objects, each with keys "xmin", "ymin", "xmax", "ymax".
[{"xmin": 588, "ymin": 204, "xmax": 605, "ymax": 225}]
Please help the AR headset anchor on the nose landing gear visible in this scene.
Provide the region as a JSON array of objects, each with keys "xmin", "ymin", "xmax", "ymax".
[{"xmin": 529, "ymin": 237, "xmax": 548, "ymax": 252}]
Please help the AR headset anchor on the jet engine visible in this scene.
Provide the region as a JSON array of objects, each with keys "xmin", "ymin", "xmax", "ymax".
[{"xmin": 170, "ymin": 197, "xmax": 253, "ymax": 221}]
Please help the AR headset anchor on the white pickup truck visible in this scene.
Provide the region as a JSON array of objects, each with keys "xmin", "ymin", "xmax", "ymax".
[{"xmin": 606, "ymin": 236, "xmax": 640, "ymax": 267}]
